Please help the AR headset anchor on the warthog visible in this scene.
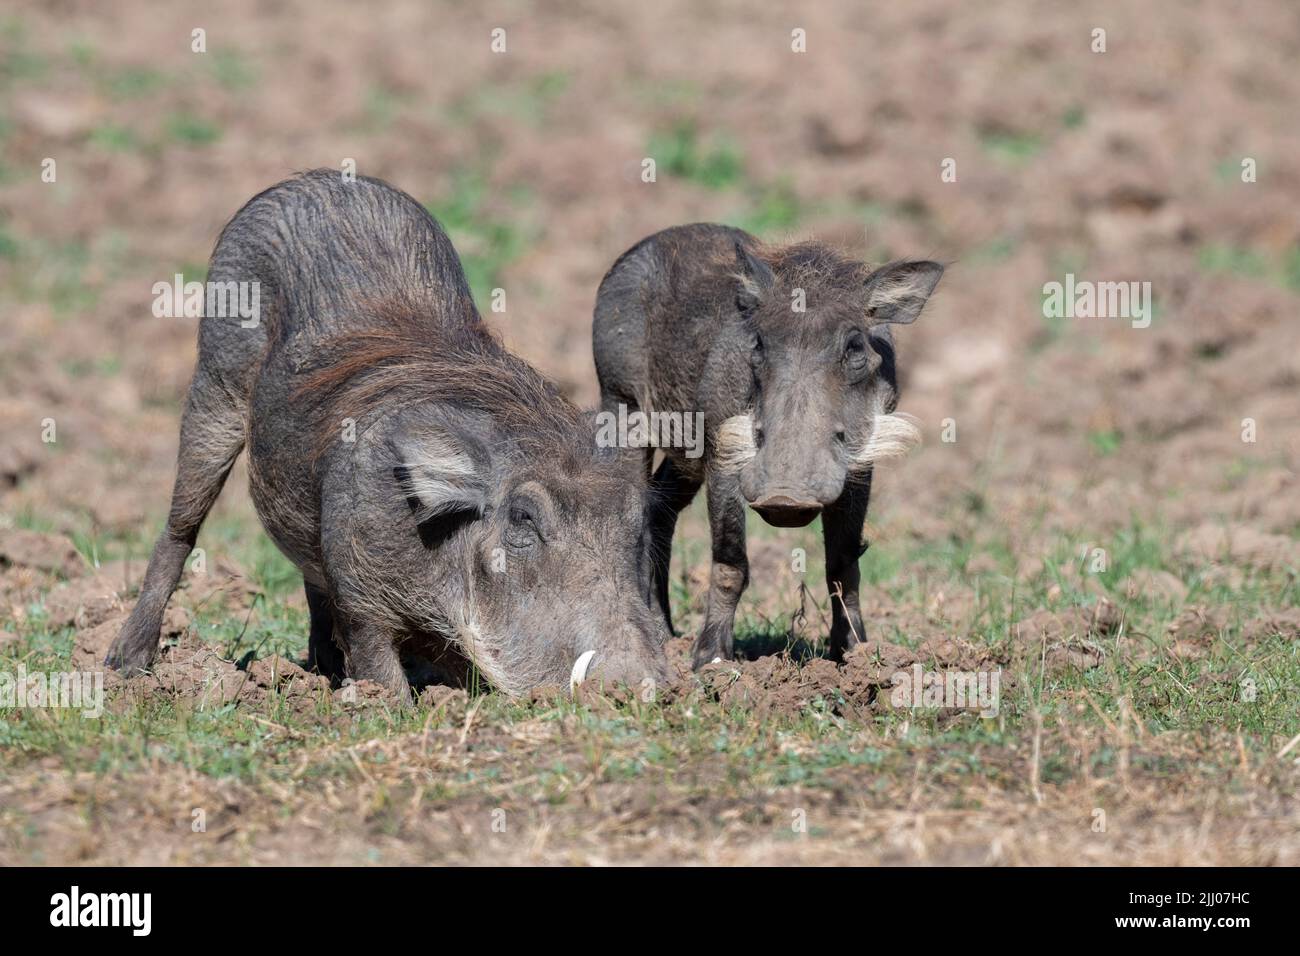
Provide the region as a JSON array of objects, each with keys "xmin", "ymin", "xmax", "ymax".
[
  {"xmin": 593, "ymin": 223, "xmax": 942, "ymax": 668},
  {"xmin": 107, "ymin": 169, "xmax": 671, "ymax": 698}
]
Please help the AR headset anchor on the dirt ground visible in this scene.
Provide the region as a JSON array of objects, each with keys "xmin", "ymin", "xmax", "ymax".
[{"xmin": 1, "ymin": 1, "xmax": 1298, "ymax": 865}]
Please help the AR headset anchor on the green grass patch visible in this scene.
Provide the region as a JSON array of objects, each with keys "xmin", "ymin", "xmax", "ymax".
[
  {"xmin": 731, "ymin": 179, "xmax": 803, "ymax": 235},
  {"xmin": 979, "ymin": 127, "xmax": 1044, "ymax": 165},
  {"xmin": 88, "ymin": 123, "xmax": 139, "ymax": 151},
  {"xmin": 648, "ymin": 120, "xmax": 744, "ymax": 190},
  {"xmin": 450, "ymin": 71, "xmax": 570, "ymax": 126},
  {"xmin": 165, "ymin": 111, "xmax": 222, "ymax": 146},
  {"xmin": 104, "ymin": 65, "xmax": 167, "ymax": 100},
  {"xmin": 211, "ymin": 49, "xmax": 256, "ymax": 91},
  {"xmin": 424, "ymin": 170, "xmax": 532, "ymax": 307}
]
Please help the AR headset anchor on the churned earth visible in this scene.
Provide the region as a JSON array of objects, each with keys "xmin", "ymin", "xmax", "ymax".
[{"xmin": 1, "ymin": 0, "xmax": 1297, "ymax": 864}]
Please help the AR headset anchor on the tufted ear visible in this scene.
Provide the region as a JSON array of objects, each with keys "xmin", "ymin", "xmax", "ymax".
[
  {"xmin": 863, "ymin": 260, "xmax": 944, "ymax": 325},
  {"xmin": 733, "ymin": 241, "xmax": 775, "ymax": 316},
  {"xmin": 390, "ymin": 424, "xmax": 490, "ymax": 525}
]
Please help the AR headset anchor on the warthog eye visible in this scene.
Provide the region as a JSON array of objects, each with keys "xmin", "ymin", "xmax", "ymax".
[
  {"xmin": 844, "ymin": 331, "xmax": 869, "ymax": 371},
  {"xmin": 505, "ymin": 503, "xmax": 541, "ymax": 549}
]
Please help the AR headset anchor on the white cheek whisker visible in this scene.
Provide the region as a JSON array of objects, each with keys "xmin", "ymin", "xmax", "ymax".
[
  {"xmin": 849, "ymin": 412, "xmax": 921, "ymax": 469},
  {"xmin": 713, "ymin": 413, "xmax": 757, "ymax": 474}
]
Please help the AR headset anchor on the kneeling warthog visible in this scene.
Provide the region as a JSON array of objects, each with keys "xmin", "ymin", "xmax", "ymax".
[
  {"xmin": 107, "ymin": 169, "xmax": 671, "ymax": 697},
  {"xmin": 593, "ymin": 223, "xmax": 942, "ymax": 668}
]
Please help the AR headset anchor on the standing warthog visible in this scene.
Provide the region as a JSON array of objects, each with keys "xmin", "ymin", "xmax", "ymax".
[
  {"xmin": 593, "ymin": 223, "xmax": 942, "ymax": 668},
  {"xmin": 107, "ymin": 169, "xmax": 671, "ymax": 698}
]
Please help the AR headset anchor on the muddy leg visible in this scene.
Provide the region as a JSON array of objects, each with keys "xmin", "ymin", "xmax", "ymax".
[
  {"xmin": 646, "ymin": 456, "xmax": 701, "ymax": 635},
  {"xmin": 305, "ymin": 581, "xmax": 346, "ymax": 681},
  {"xmin": 823, "ymin": 472, "xmax": 872, "ymax": 661},
  {"xmin": 691, "ymin": 472, "xmax": 749, "ymax": 669},
  {"xmin": 106, "ymin": 372, "xmax": 245, "ymax": 674}
]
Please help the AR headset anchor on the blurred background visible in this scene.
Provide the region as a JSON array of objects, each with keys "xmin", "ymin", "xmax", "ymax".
[{"xmin": 1, "ymin": 0, "xmax": 1297, "ymax": 636}]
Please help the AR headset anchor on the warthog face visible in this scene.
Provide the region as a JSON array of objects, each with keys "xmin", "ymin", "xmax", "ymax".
[
  {"xmin": 714, "ymin": 244, "xmax": 941, "ymax": 527},
  {"xmin": 392, "ymin": 414, "xmax": 673, "ymax": 696}
]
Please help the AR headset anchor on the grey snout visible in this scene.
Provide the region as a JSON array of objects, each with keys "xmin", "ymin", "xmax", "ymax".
[
  {"xmin": 741, "ymin": 410, "xmax": 849, "ymax": 526},
  {"xmin": 571, "ymin": 620, "xmax": 672, "ymax": 696},
  {"xmin": 751, "ymin": 494, "xmax": 822, "ymax": 528}
]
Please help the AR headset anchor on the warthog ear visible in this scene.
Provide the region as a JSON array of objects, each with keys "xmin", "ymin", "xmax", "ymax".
[
  {"xmin": 390, "ymin": 426, "xmax": 490, "ymax": 527},
  {"xmin": 734, "ymin": 241, "xmax": 775, "ymax": 316},
  {"xmin": 863, "ymin": 260, "xmax": 944, "ymax": 325}
]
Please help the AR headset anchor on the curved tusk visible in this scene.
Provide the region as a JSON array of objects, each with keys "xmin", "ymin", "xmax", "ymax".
[{"xmin": 570, "ymin": 650, "xmax": 597, "ymax": 692}]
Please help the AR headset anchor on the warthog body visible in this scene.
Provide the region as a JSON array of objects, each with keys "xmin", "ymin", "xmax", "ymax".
[
  {"xmin": 593, "ymin": 223, "xmax": 941, "ymax": 667},
  {"xmin": 107, "ymin": 170, "xmax": 670, "ymax": 697}
]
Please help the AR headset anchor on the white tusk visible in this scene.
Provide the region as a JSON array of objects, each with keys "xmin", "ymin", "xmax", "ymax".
[
  {"xmin": 570, "ymin": 650, "xmax": 596, "ymax": 692},
  {"xmin": 711, "ymin": 657, "xmax": 722, "ymax": 664}
]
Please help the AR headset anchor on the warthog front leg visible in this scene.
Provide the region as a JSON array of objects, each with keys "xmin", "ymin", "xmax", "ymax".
[
  {"xmin": 106, "ymin": 370, "xmax": 245, "ymax": 674},
  {"xmin": 691, "ymin": 471, "xmax": 749, "ymax": 669},
  {"xmin": 305, "ymin": 581, "xmax": 346, "ymax": 682},
  {"xmin": 336, "ymin": 609, "xmax": 411, "ymax": 700},
  {"xmin": 646, "ymin": 456, "xmax": 701, "ymax": 636},
  {"xmin": 822, "ymin": 471, "xmax": 872, "ymax": 661}
]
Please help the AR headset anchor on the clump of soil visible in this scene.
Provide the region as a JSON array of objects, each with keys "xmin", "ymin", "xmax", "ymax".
[
  {"xmin": 63, "ymin": 595, "xmax": 407, "ymax": 717},
  {"xmin": 1011, "ymin": 599, "xmax": 1121, "ymax": 673},
  {"xmin": 673, "ymin": 599, "xmax": 1123, "ymax": 719},
  {"xmin": 25, "ymin": 521, "xmax": 1115, "ymax": 720},
  {"xmin": 688, "ymin": 635, "xmax": 999, "ymax": 719},
  {"xmin": 0, "ymin": 529, "xmax": 83, "ymax": 576}
]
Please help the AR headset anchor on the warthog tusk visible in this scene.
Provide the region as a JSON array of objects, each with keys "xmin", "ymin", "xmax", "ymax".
[{"xmin": 570, "ymin": 650, "xmax": 596, "ymax": 692}]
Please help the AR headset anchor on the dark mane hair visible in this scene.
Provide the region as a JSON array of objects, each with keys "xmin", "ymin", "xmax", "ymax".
[
  {"xmin": 762, "ymin": 241, "xmax": 872, "ymax": 292},
  {"xmin": 703, "ymin": 238, "xmax": 874, "ymax": 307},
  {"xmin": 292, "ymin": 298, "xmax": 586, "ymax": 464}
]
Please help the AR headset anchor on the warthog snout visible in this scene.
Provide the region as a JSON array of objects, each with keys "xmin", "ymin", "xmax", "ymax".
[
  {"xmin": 569, "ymin": 620, "xmax": 673, "ymax": 697},
  {"xmin": 750, "ymin": 493, "xmax": 823, "ymax": 528}
]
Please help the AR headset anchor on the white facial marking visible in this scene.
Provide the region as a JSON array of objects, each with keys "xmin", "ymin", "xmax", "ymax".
[
  {"xmin": 850, "ymin": 412, "xmax": 922, "ymax": 469},
  {"xmin": 713, "ymin": 414, "xmax": 758, "ymax": 474}
]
